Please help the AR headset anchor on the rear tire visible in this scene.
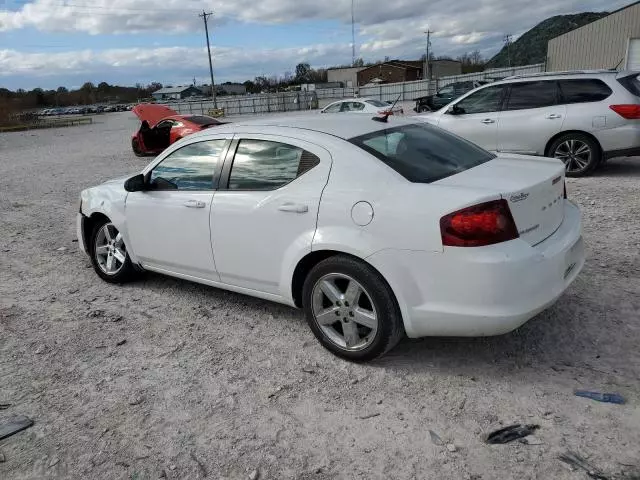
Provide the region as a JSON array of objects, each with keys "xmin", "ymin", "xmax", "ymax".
[
  {"xmin": 418, "ymin": 106, "xmax": 432, "ymax": 113},
  {"xmin": 548, "ymin": 133, "xmax": 601, "ymax": 177},
  {"xmin": 132, "ymin": 138, "xmax": 144, "ymax": 157},
  {"xmin": 89, "ymin": 218, "xmax": 137, "ymax": 284},
  {"xmin": 302, "ymin": 255, "xmax": 404, "ymax": 361}
]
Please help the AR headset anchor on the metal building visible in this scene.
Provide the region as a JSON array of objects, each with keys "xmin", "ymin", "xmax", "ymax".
[
  {"xmin": 327, "ymin": 67, "xmax": 364, "ymax": 88},
  {"xmin": 547, "ymin": 1, "xmax": 640, "ymax": 71}
]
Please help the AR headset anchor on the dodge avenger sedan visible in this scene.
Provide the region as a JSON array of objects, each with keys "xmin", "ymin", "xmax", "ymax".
[{"xmin": 77, "ymin": 115, "xmax": 584, "ymax": 361}]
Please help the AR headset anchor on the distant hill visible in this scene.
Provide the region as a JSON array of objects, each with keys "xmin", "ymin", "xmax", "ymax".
[{"xmin": 487, "ymin": 12, "xmax": 609, "ymax": 68}]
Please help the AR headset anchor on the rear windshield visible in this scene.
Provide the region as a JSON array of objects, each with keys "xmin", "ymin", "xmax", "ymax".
[
  {"xmin": 185, "ymin": 115, "xmax": 219, "ymax": 125},
  {"xmin": 618, "ymin": 74, "xmax": 640, "ymax": 97},
  {"xmin": 349, "ymin": 123, "xmax": 495, "ymax": 183},
  {"xmin": 365, "ymin": 99, "xmax": 388, "ymax": 107}
]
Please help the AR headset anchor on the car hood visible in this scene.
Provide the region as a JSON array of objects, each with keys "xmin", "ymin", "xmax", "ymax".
[
  {"xmin": 102, "ymin": 175, "xmax": 132, "ymax": 186},
  {"xmin": 132, "ymin": 103, "xmax": 178, "ymax": 128}
]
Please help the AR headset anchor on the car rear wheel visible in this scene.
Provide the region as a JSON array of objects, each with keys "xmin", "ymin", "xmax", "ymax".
[
  {"xmin": 131, "ymin": 137, "xmax": 144, "ymax": 157},
  {"xmin": 302, "ymin": 255, "xmax": 404, "ymax": 361},
  {"xmin": 90, "ymin": 219, "xmax": 136, "ymax": 283},
  {"xmin": 548, "ymin": 133, "xmax": 600, "ymax": 177},
  {"xmin": 418, "ymin": 105, "xmax": 432, "ymax": 113}
]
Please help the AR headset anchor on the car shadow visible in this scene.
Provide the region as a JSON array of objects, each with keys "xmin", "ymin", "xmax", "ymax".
[
  {"xmin": 131, "ymin": 271, "xmax": 637, "ymax": 387},
  {"xmin": 591, "ymin": 157, "xmax": 640, "ymax": 178}
]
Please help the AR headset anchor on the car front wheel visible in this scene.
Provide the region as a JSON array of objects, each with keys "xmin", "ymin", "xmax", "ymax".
[
  {"xmin": 131, "ymin": 137, "xmax": 144, "ymax": 157},
  {"xmin": 302, "ymin": 255, "xmax": 404, "ymax": 361},
  {"xmin": 90, "ymin": 219, "xmax": 136, "ymax": 283},
  {"xmin": 548, "ymin": 133, "xmax": 601, "ymax": 177}
]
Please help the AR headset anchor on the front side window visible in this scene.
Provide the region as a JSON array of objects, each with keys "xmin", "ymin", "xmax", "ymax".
[
  {"xmin": 454, "ymin": 85, "xmax": 504, "ymax": 114},
  {"xmin": 350, "ymin": 123, "xmax": 495, "ymax": 183},
  {"xmin": 324, "ymin": 103, "xmax": 342, "ymax": 113},
  {"xmin": 505, "ymin": 81, "xmax": 558, "ymax": 110},
  {"xmin": 227, "ymin": 139, "xmax": 320, "ymax": 190},
  {"xmin": 150, "ymin": 139, "xmax": 226, "ymax": 191},
  {"xmin": 559, "ymin": 79, "xmax": 613, "ymax": 104}
]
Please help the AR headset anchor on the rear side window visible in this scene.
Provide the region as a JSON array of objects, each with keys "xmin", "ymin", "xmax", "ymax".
[
  {"xmin": 186, "ymin": 115, "xmax": 220, "ymax": 125},
  {"xmin": 505, "ymin": 81, "xmax": 558, "ymax": 110},
  {"xmin": 227, "ymin": 139, "xmax": 320, "ymax": 190},
  {"xmin": 618, "ymin": 74, "xmax": 640, "ymax": 97},
  {"xmin": 349, "ymin": 123, "xmax": 495, "ymax": 184},
  {"xmin": 558, "ymin": 79, "xmax": 612, "ymax": 104}
]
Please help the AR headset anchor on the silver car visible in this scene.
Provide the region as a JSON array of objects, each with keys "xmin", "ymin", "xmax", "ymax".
[{"xmin": 417, "ymin": 70, "xmax": 640, "ymax": 176}]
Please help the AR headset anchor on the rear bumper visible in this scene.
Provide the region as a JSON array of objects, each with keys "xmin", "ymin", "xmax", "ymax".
[
  {"xmin": 595, "ymin": 124, "xmax": 640, "ymax": 158},
  {"xmin": 367, "ymin": 201, "xmax": 584, "ymax": 338}
]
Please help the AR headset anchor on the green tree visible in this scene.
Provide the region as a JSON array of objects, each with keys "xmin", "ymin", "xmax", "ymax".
[{"xmin": 295, "ymin": 63, "xmax": 311, "ymax": 82}]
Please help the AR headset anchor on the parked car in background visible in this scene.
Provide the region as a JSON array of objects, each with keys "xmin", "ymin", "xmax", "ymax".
[
  {"xmin": 321, "ymin": 98, "xmax": 404, "ymax": 115},
  {"xmin": 131, "ymin": 104, "xmax": 226, "ymax": 156},
  {"xmin": 77, "ymin": 115, "xmax": 583, "ymax": 361},
  {"xmin": 416, "ymin": 70, "xmax": 640, "ymax": 176},
  {"xmin": 414, "ymin": 80, "xmax": 489, "ymax": 113}
]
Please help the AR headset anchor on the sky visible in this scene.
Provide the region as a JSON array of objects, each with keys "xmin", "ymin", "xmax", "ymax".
[{"xmin": 0, "ymin": 0, "xmax": 626, "ymax": 90}]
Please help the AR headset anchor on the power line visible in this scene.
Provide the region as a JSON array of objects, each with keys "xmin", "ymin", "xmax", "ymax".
[{"xmin": 199, "ymin": 10, "xmax": 217, "ymax": 109}]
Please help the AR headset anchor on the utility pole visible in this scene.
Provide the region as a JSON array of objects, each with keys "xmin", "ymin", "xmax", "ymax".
[
  {"xmin": 351, "ymin": 0, "xmax": 356, "ymax": 65},
  {"xmin": 199, "ymin": 10, "xmax": 217, "ymax": 108},
  {"xmin": 503, "ymin": 34, "xmax": 513, "ymax": 68},
  {"xmin": 423, "ymin": 29, "xmax": 432, "ymax": 81}
]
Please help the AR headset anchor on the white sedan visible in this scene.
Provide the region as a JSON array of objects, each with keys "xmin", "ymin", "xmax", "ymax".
[
  {"xmin": 77, "ymin": 115, "xmax": 584, "ymax": 361},
  {"xmin": 320, "ymin": 97, "xmax": 404, "ymax": 115}
]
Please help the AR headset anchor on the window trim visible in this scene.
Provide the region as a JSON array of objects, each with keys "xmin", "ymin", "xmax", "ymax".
[
  {"xmin": 146, "ymin": 138, "xmax": 231, "ymax": 192},
  {"xmin": 503, "ymin": 80, "xmax": 560, "ymax": 111},
  {"xmin": 218, "ymin": 137, "xmax": 321, "ymax": 192}
]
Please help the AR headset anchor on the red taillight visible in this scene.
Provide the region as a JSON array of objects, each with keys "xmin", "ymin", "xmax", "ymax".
[
  {"xmin": 440, "ymin": 199, "xmax": 519, "ymax": 247},
  {"xmin": 609, "ymin": 104, "xmax": 640, "ymax": 119},
  {"xmin": 378, "ymin": 110, "xmax": 394, "ymax": 115}
]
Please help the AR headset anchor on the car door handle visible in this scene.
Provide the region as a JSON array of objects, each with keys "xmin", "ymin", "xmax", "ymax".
[
  {"xmin": 278, "ymin": 203, "xmax": 308, "ymax": 214},
  {"xmin": 480, "ymin": 119, "xmax": 495, "ymax": 124},
  {"xmin": 546, "ymin": 113, "xmax": 562, "ymax": 119},
  {"xmin": 183, "ymin": 199, "xmax": 206, "ymax": 208}
]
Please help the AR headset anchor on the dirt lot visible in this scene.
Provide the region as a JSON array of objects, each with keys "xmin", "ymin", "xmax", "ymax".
[{"xmin": 1, "ymin": 112, "xmax": 639, "ymax": 480}]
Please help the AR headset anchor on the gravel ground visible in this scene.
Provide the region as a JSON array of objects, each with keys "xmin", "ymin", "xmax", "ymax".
[{"xmin": 1, "ymin": 112, "xmax": 639, "ymax": 480}]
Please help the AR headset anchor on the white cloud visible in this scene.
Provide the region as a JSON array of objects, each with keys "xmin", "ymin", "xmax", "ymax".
[
  {"xmin": 0, "ymin": 43, "xmax": 353, "ymax": 86},
  {"xmin": 0, "ymin": 0, "xmax": 630, "ymax": 88}
]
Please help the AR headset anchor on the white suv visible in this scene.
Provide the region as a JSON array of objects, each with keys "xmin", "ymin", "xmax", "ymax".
[{"xmin": 417, "ymin": 70, "xmax": 640, "ymax": 176}]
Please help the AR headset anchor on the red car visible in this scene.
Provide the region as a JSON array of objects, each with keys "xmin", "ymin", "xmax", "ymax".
[{"xmin": 131, "ymin": 104, "xmax": 225, "ymax": 156}]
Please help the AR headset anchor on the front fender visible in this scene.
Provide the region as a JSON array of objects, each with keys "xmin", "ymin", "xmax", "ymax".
[{"xmin": 80, "ymin": 185, "xmax": 139, "ymax": 264}]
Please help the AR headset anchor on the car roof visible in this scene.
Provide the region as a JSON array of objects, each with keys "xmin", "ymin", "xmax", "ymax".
[
  {"xmin": 190, "ymin": 114, "xmax": 419, "ymax": 140},
  {"xmin": 499, "ymin": 69, "xmax": 627, "ymax": 83}
]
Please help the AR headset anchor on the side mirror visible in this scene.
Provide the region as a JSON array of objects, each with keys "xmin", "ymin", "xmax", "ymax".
[{"xmin": 124, "ymin": 174, "xmax": 146, "ymax": 192}]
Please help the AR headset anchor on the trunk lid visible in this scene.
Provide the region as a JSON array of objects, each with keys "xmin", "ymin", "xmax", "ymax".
[
  {"xmin": 435, "ymin": 154, "xmax": 566, "ymax": 246},
  {"xmin": 132, "ymin": 103, "xmax": 178, "ymax": 128}
]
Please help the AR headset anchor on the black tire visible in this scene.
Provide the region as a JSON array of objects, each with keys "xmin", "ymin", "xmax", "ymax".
[
  {"xmin": 89, "ymin": 218, "xmax": 137, "ymax": 284},
  {"xmin": 132, "ymin": 137, "xmax": 144, "ymax": 157},
  {"xmin": 302, "ymin": 255, "xmax": 404, "ymax": 361},
  {"xmin": 547, "ymin": 133, "xmax": 601, "ymax": 177},
  {"xmin": 418, "ymin": 105, "xmax": 432, "ymax": 113}
]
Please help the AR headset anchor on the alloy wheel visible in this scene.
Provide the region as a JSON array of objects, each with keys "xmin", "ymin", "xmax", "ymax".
[
  {"xmin": 94, "ymin": 223, "xmax": 127, "ymax": 275},
  {"xmin": 553, "ymin": 139, "xmax": 592, "ymax": 174},
  {"xmin": 311, "ymin": 273, "xmax": 378, "ymax": 351}
]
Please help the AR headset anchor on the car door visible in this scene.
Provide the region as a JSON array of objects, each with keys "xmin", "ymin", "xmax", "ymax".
[
  {"xmin": 210, "ymin": 135, "xmax": 331, "ymax": 295},
  {"xmin": 497, "ymin": 80, "xmax": 567, "ymax": 155},
  {"xmin": 435, "ymin": 84, "xmax": 506, "ymax": 151},
  {"xmin": 125, "ymin": 137, "xmax": 230, "ymax": 280}
]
